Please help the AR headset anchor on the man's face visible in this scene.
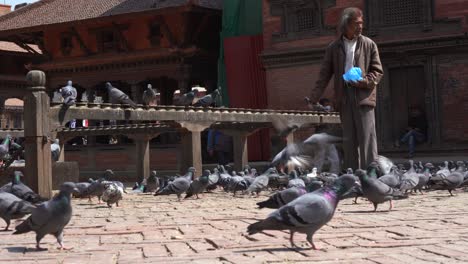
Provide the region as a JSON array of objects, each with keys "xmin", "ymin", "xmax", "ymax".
[{"xmin": 346, "ymin": 16, "xmax": 363, "ymax": 38}]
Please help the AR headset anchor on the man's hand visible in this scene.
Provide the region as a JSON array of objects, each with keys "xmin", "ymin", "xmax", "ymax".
[{"xmin": 352, "ymin": 78, "xmax": 369, "ymax": 89}]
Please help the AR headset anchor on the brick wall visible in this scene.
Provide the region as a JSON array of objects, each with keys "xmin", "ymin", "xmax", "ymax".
[{"xmin": 266, "ymin": 64, "xmax": 334, "ymax": 110}]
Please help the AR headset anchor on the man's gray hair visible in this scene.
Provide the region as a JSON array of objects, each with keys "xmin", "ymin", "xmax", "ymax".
[{"xmin": 338, "ymin": 7, "xmax": 363, "ymax": 34}]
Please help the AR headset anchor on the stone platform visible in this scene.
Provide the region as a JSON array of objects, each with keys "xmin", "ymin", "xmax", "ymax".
[{"xmin": 0, "ymin": 188, "xmax": 467, "ymax": 263}]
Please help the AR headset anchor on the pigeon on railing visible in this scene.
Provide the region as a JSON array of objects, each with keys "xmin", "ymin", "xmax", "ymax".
[
  {"xmin": 106, "ymin": 82, "xmax": 138, "ymax": 108},
  {"xmin": 59, "ymin": 80, "xmax": 77, "ymax": 107}
]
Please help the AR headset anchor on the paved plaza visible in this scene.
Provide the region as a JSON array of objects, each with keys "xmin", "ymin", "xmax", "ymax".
[{"xmin": 1, "ymin": 188, "xmax": 468, "ymax": 263}]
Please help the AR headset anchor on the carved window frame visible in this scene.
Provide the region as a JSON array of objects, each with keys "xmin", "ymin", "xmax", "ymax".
[
  {"xmin": 270, "ymin": 0, "xmax": 334, "ymax": 42},
  {"xmin": 366, "ymin": 0, "xmax": 433, "ymax": 36},
  {"xmin": 60, "ymin": 32, "xmax": 73, "ymax": 56}
]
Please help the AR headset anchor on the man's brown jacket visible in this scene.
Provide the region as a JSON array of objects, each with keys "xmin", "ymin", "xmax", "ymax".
[{"xmin": 311, "ymin": 35, "xmax": 383, "ymax": 109}]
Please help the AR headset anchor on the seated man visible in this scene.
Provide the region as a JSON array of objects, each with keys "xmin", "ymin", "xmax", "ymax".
[
  {"xmin": 207, "ymin": 129, "xmax": 233, "ymax": 166},
  {"xmin": 395, "ymin": 106, "xmax": 427, "ymax": 158}
]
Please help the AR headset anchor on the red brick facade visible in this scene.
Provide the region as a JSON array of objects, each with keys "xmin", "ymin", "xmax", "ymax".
[{"xmin": 262, "ymin": 0, "xmax": 468, "ymax": 150}]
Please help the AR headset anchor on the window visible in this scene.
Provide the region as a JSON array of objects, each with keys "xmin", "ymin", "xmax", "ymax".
[
  {"xmin": 366, "ymin": 0, "xmax": 432, "ymax": 35},
  {"xmin": 296, "ymin": 8, "xmax": 318, "ymax": 32},
  {"xmin": 60, "ymin": 33, "xmax": 73, "ymax": 55},
  {"xmin": 148, "ymin": 22, "xmax": 162, "ymax": 46},
  {"xmin": 382, "ymin": 0, "xmax": 423, "ymax": 26},
  {"xmin": 269, "ymin": 0, "xmax": 325, "ymax": 41}
]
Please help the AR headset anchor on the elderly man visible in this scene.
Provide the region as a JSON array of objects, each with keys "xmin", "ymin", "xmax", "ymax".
[{"xmin": 309, "ymin": 7, "xmax": 383, "ymax": 170}]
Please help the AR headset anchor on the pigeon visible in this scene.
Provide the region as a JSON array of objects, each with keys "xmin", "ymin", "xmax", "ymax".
[
  {"xmin": 185, "ymin": 170, "xmax": 210, "ymax": 199},
  {"xmin": 145, "ymin": 171, "xmax": 160, "ymax": 193},
  {"xmin": 102, "ymin": 169, "xmax": 125, "ymax": 191},
  {"xmin": 374, "ymin": 155, "xmax": 395, "ymax": 176},
  {"xmin": 174, "ymin": 89, "xmax": 198, "ymax": 106},
  {"xmin": 155, "ymin": 167, "xmax": 195, "ymax": 201},
  {"xmin": 142, "ymin": 84, "xmax": 158, "ymax": 106},
  {"xmin": 246, "ymin": 168, "xmax": 273, "ymax": 196},
  {"xmin": 72, "ymin": 181, "xmax": 92, "ymax": 198},
  {"xmin": 105, "ymin": 82, "xmax": 138, "ymax": 108},
  {"xmin": 0, "ymin": 135, "xmax": 22, "ymax": 160},
  {"xmin": 413, "ymin": 164, "xmax": 432, "ymax": 194},
  {"xmin": 257, "ymin": 187, "xmax": 307, "ymax": 209},
  {"xmin": 81, "ymin": 178, "xmax": 106, "ymax": 203},
  {"xmin": 427, "ymin": 161, "xmax": 465, "ymax": 196},
  {"xmin": 193, "ymin": 88, "xmax": 220, "ymax": 107},
  {"xmin": 59, "ymin": 80, "xmax": 78, "ymax": 106},
  {"xmin": 227, "ymin": 175, "xmax": 249, "ymax": 196},
  {"xmin": 288, "ymin": 171, "xmax": 306, "ymax": 188},
  {"xmin": 13, "ymin": 182, "xmax": 78, "ymax": 250},
  {"xmin": 399, "ymin": 160, "xmax": 420, "ymax": 193},
  {"xmin": 247, "ymin": 175, "xmax": 358, "ymax": 249},
  {"xmin": 271, "ymin": 133, "xmax": 342, "ymax": 172},
  {"xmin": 0, "ymin": 192, "xmax": 35, "ymax": 230},
  {"xmin": 377, "ymin": 166, "xmax": 401, "ymax": 189},
  {"xmin": 0, "ymin": 171, "xmax": 45, "ymax": 204},
  {"xmin": 102, "ymin": 182, "xmax": 123, "ymax": 207},
  {"xmin": 206, "ymin": 168, "xmax": 220, "ymax": 191},
  {"xmin": 50, "ymin": 139, "xmax": 61, "ymax": 162},
  {"xmin": 355, "ymin": 168, "xmax": 408, "ymax": 211}
]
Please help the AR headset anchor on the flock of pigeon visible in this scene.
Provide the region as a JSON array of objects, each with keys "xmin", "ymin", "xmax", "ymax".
[
  {"xmin": 60, "ymin": 80, "xmax": 221, "ymax": 108},
  {"xmin": 1, "ymin": 134, "xmax": 468, "ymax": 251}
]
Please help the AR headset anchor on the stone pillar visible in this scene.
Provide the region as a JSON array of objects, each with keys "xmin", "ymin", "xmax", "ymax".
[
  {"xmin": 134, "ymin": 135, "xmax": 152, "ymax": 183},
  {"xmin": 224, "ymin": 131, "xmax": 248, "ymax": 172},
  {"xmin": 23, "ymin": 70, "xmax": 52, "ymax": 198},
  {"xmin": 178, "ymin": 122, "xmax": 211, "ymax": 177}
]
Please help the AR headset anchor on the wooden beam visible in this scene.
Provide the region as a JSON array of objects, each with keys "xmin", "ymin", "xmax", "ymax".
[
  {"xmin": 70, "ymin": 27, "xmax": 92, "ymax": 55},
  {"xmin": 10, "ymin": 36, "xmax": 40, "ymax": 55}
]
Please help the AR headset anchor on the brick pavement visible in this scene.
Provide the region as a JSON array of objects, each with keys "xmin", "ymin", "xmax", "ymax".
[{"xmin": 1, "ymin": 189, "xmax": 468, "ymax": 263}]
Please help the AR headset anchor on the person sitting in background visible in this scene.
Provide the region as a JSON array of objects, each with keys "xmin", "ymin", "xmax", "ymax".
[
  {"xmin": 395, "ymin": 106, "xmax": 427, "ymax": 158},
  {"xmin": 207, "ymin": 129, "xmax": 233, "ymax": 166}
]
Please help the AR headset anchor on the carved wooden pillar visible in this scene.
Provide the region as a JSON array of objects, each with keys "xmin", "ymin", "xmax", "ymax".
[
  {"xmin": 130, "ymin": 81, "xmax": 141, "ymax": 104},
  {"xmin": 129, "ymin": 133, "xmax": 159, "ymax": 183},
  {"xmin": 232, "ymin": 132, "xmax": 249, "ymax": 172},
  {"xmin": 178, "ymin": 122, "xmax": 211, "ymax": 177},
  {"xmin": 23, "ymin": 70, "xmax": 52, "ymax": 198},
  {"xmin": 223, "ymin": 128, "xmax": 259, "ymax": 172}
]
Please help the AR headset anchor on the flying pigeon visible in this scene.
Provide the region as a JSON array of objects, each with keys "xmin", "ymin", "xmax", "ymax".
[
  {"xmin": 59, "ymin": 80, "xmax": 77, "ymax": 106},
  {"xmin": 271, "ymin": 133, "xmax": 342, "ymax": 172},
  {"xmin": 105, "ymin": 82, "xmax": 138, "ymax": 108},
  {"xmin": 247, "ymin": 175, "xmax": 358, "ymax": 249},
  {"xmin": 0, "ymin": 192, "xmax": 35, "ymax": 230},
  {"xmin": 13, "ymin": 182, "xmax": 78, "ymax": 250},
  {"xmin": 142, "ymin": 84, "xmax": 158, "ymax": 106}
]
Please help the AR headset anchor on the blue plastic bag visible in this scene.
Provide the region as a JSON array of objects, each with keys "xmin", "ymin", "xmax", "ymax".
[{"xmin": 343, "ymin": 67, "xmax": 363, "ymax": 82}]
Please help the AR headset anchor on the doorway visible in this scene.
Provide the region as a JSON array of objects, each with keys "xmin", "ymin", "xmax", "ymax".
[{"xmin": 388, "ymin": 66, "xmax": 427, "ymax": 145}]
